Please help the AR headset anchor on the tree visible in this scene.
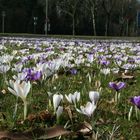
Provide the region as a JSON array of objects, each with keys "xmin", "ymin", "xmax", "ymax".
[
  {"xmin": 100, "ymin": 0, "xmax": 116, "ymax": 36},
  {"xmin": 57, "ymin": 0, "xmax": 81, "ymax": 35},
  {"xmin": 84, "ymin": 0, "xmax": 99, "ymax": 36},
  {"xmin": 116, "ymin": 0, "xmax": 138, "ymax": 36}
]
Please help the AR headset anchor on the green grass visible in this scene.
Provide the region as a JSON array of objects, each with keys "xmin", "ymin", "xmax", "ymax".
[
  {"xmin": 1, "ymin": 33, "xmax": 140, "ymax": 41},
  {"xmin": 0, "ymin": 38, "xmax": 140, "ymax": 139}
]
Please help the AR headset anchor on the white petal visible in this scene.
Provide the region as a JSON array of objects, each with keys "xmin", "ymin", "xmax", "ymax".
[
  {"xmin": 8, "ymin": 87, "xmax": 17, "ymax": 96},
  {"xmin": 89, "ymin": 91, "xmax": 100, "ymax": 104},
  {"xmin": 23, "ymin": 81, "xmax": 31, "ymax": 98},
  {"xmin": 53, "ymin": 94, "xmax": 63, "ymax": 111},
  {"xmin": 9, "ymin": 80, "xmax": 14, "ymax": 88},
  {"xmin": 75, "ymin": 92, "xmax": 80, "ymax": 102},
  {"xmin": 65, "ymin": 94, "xmax": 72, "ymax": 103},
  {"xmin": 56, "ymin": 106, "xmax": 63, "ymax": 118},
  {"xmin": 76, "ymin": 108, "xmax": 84, "ymax": 114},
  {"xmin": 14, "ymin": 82, "xmax": 24, "ymax": 99},
  {"xmin": 85, "ymin": 102, "xmax": 96, "ymax": 117}
]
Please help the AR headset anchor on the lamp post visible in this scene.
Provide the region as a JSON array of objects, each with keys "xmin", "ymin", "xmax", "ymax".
[
  {"xmin": 45, "ymin": 0, "xmax": 48, "ymax": 35},
  {"xmin": 33, "ymin": 17, "xmax": 38, "ymax": 34},
  {"xmin": 2, "ymin": 11, "xmax": 6, "ymax": 33}
]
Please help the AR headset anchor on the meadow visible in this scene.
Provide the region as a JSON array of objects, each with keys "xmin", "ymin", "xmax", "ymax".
[{"xmin": 0, "ymin": 37, "xmax": 140, "ymax": 139}]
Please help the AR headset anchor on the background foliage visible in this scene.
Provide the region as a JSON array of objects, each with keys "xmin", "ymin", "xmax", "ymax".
[{"xmin": 0, "ymin": 0, "xmax": 139, "ymax": 36}]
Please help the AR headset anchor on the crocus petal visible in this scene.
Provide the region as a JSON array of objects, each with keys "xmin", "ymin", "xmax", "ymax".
[
  {"xmin": 56, "ymin": 106, "xmax": 63, "ymax": 118},
  {"xmin": 77, "ymin": 102, "xmax": 96, "ymax": 117},
  {"xmin": 109, "ymin": 82, "xmax": 118, "ymax": 90},
  {"xmin": 8, "ymin": 87, "xmax": 17, "ymax": 96},
  {"xmin": 14, "ymin": 83, "xmax": 24, "ymax": 99},
  {"xmin": 130, "ymin": 96, "xmax": 140, "ymax": 109},
  {"xmin": 65, "ymin": 94, "xmax": 72, "ymax": 103},
  {"xmin": 53, "ymin": 94, "xmax": 63, "ymax": 111},
  {"xmin": 84, "ymin": 102, "xmax": 96, "ymax": 117},
  {"xmin": 75, "ymin": 91, "xmax": 80, "ymax": 102},
  {"xmin": 89, "ymin": 91, "xmax": 100, "ymax": 104},
  {"xmin": 117, "ymin": 82, "xmax": 125, "ymax": 90},
  {"xmin": 23, "ymin": 81, "xmax": 31, "ymax": 98},
  {"xmin": 9, "ymin": 80, "xmax": 15, "ymax": 89},
  {"xmin": 109, "ymin": 82, "xmax": 125, "ymax": 91}
]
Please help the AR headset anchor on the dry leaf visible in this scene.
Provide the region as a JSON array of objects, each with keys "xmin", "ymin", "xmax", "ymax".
[
  {"xmin": 65, "ymin": 106, "xmax": 73, "ymax": 122},
  {"xmin": 77, "ymin": 121, "xmax": 92, "ymax": 135},
  {"xmin": 26, "ymin": 114, "xmax": 37, "ymax": 122},
  {"xmin": 121, "ymin": 73, "xmax": 134, "ymax": 79},
  {"xmin": 25, "ymin": 126, "xmax": 71, "ymax": 139},
  {"xmin": 26, "ymin": 110, "xmax": 54, "ymax": 122},
  {"xmin": 0, "ymin": 131, "xmax": 31, "ymax": 140},
  {"xmin": 39, "ymin": 110, "xmax": 53, "ymax": 121}
]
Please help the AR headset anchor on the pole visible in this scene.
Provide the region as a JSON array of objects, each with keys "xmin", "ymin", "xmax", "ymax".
[{"xmin": 45, "ymin": 0, "xmax": 48, "ymax": 35}]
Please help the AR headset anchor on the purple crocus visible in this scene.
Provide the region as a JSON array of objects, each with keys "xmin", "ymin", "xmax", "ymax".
[
  {"xmin": 100, "ymin": 59, "xmax": 110, "ymax": 66},
  {"xmin": 109, "ymin": 82, "xmax": 125, "ymax": 91},
  {"xmin": 70, "ymin": 68, "xmax": 77, "ymax": 75},
  {"xmin": 24, "ymin": 68, "xmax": 42, "ymax": 81},
  {"xmin": 130, "ymin": 96, "xmax": 140, "ymax": 109}
]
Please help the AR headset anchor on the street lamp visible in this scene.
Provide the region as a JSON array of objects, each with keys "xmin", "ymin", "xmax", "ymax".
[
  {"xmin": 2, "ymin": 11, "xmax": 6, "ymax": 33},
  {"xmin": 33, "ymin": 16, "xmax": 38, "ymax": 34}
]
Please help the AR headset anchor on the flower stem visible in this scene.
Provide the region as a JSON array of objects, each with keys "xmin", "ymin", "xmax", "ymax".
[
  {"xmin": 23, "ymin": 100, "xmax": 27, "ymax": 120},
  {"xmin": 115, "ymin": 91, "xmax": 118, "ymax": 103},
  {"xmin": 13, "ymin": 97, "xmax": 18, "ymax": 119}
]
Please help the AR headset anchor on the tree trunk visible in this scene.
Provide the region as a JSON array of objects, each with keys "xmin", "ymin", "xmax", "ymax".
[
  {"xmin": 105, "ymin": 14, "xmax": 110, "ymax": 36},
  {"xmin": 91, "ymin": 7, "xmax": 96, "ymax": 36},
  {"xmin": 126, "ymin": 19, "xmax": 129, "ymax": 36},
  {"xmin": 105, "ymin": 17, "xmax": 108, "ymax": 36},
  {"xmin": 72, "ymin": 15, "xmax": 75, "ymax": 36}
]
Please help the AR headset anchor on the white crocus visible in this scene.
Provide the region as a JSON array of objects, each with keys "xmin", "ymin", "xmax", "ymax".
[
  {"xmin": 76, "ymin": 102, "xmax": 96, "ymax": 117},
  {"xmin": 8, "ymin": 80, "xmax": 31, "ymax": 120},
  {"xmin": 56, "ymin": 106, "xmax": 63, "ymax": 119},
  {"xmin": 89, "ymin": 91, "xmax": 100, "ymax": 104},
  {"xmin": 0, "ymin": 65, "xmax": 10, "ymax": 73},
  {"xmin": 12, "ymin": 72, "xmax": 27, "ymax": 81},
  {"xmin": 12, "ymin": 63, "xmax": 23, "ymax": 72},
  {"xmin": 65, "ymin": 91, "xmax": 80, "ymax": 105},
  {"xmin": 53, "ymin": 94, "xmax": 63, "ymax": 111},
  {"xmin": 100, "ymin": 68, "xmax": 110, "ymax": 75},
  {"xmin": 8, "ymin": 80, "xmax": 31, "ymax": 101}
]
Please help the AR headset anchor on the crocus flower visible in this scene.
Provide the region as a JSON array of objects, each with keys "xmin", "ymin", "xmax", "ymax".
[
  {"xmin": 87, "ymin": 53, "xmax": 94, "ymax": 63},
  {"xmin": 89, "ymin": 91, "xmax": 100, "ymax": 104},
  {"xmin": 56, "ymin": 106, "xmax": 63, "ymax": 119},
  {"xmin": 53, "ymin": 94, "xmax": 63, "ymax": 111},
  {"xmin": 109, "ymin": 82, "xmax": 125, "ymax": 91},
  {"xmin": 76, "ymin": 102, "xmax": 96, "ymax": 117},
  {"xmin": 70, "ymin": 68, "xmax": 77, "ymax": 75},
  {"xmin": 100, "ymin": 68, "xmax": 110, "ymax": 75},
  {"xmin": 13, "ymin": 72, "xmax": 27, "ymax": 81},
  {"xmin": 24, "ymin": 68, "xmax": 42, "ymax": 81},
  {"xmin": 8, "ymin": 80, "xmax": 31, "ymax": 120},
  {"xmin": 8, "ymin": 80, "xmax": 31, "ymax": 101},
  {"xmin": 65, "ymin": 91, "xmax": 80, "ymax": 105},
  {"xmin": 0, "ymin": 64, "xmax": 10, "ymax": 73},
  {"xmin": 100, "ymin": 59, "xmax": 110, "ymax": 66},
  {"xmin": 130, "ymin": 96, "xmax": 140, "ymax": 109}
]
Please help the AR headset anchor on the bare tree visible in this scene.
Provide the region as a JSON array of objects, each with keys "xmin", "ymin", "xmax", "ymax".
[
  {"xmin": 101, "ymin": 0, "xmax": 116, "ymax": 36},
  {"xmin": 57, "ymin": 0, "xmax": 80, "ymax": 35},
  {"xmin": 117, "ymin": 0, "xmax": 138, "ymax": 36},
  {"xmin": 84, "ymin": 0, "xmax": 99, "ymax": 36}
]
